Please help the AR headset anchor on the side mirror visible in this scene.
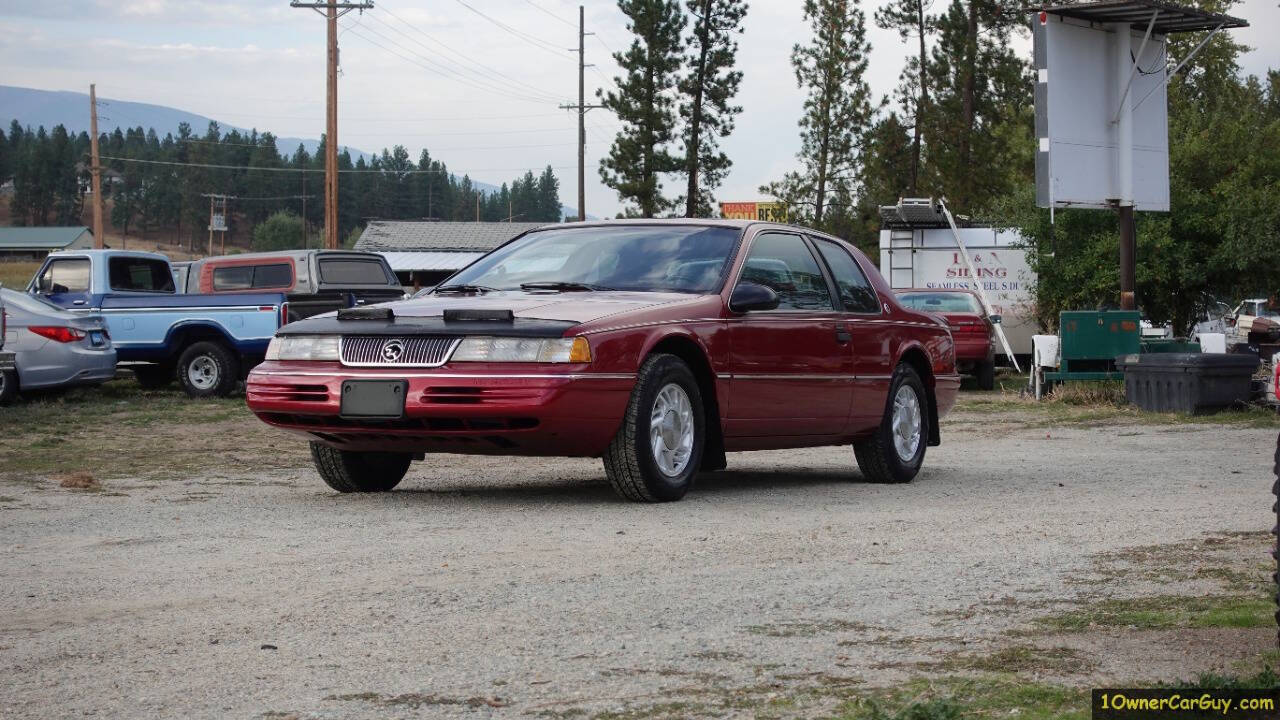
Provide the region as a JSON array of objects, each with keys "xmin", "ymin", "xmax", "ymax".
[
  {"xmin": 729, "ymin": 282, "xmax": 780, "ymax": 313},
  {"xmin": 989, "ymin": 314, "xmax": 1002, "ymax": 325}
]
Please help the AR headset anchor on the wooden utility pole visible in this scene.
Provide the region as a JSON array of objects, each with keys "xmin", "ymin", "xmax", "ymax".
[
  {"xmin": 207, "ymin": 195, "xmax": 215, "ymax": 256},
  {"xmin": 475, "ymin": 194, "xmax": 480, "ymax": 222},
  {"xmin": 559, "ymin": 6, "xmax": 602, "ymax": 222},
  {"xmin": 291, "ymin": 1, "xmax": 373, "ymax": 248},
  {"xmin": 88, "ymin": 84, "xmax": 104, "ymax": 248}
]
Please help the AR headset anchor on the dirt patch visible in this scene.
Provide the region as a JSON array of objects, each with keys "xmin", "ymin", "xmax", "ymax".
[{"xmin": 52, "ymin": 471, "xmax": 98, "ymax": 490}]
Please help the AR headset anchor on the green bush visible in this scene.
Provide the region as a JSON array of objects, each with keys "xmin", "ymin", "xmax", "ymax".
[{"xmin": 251, "ymin": 211, "xmax": 305, "ymax": 252}]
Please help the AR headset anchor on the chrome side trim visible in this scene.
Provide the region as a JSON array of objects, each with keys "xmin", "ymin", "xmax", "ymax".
[
  {"xmin": 249, "ymin": 370, "xmax": 636, "ymax": 380},
  {"xmin": 732, "ymin": 374, "xmax": 856, "ymax": 381},
  {"xmin": 97, "ymin": 305, "xmax": 275, "ymax": 313}
]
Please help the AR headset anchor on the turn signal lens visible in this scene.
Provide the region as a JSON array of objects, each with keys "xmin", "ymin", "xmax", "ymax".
[
  {"xmin": 29, "ymin": 326, "xmax": 86, "ymax": 343},
  {"xmin": 568, "ymin": 336, "xmax": 592, "ymax": 363}
]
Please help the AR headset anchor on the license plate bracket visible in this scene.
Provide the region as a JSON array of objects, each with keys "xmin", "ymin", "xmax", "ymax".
[{"xmin": 340, "ymin": 380, "xmax": 408, "ymax": 419}]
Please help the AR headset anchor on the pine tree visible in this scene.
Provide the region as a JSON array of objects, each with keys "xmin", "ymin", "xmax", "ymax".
[
  {"xmin": 874, "ymin": 0, "xmax": 932, "ymax": 194},
  {"xmin": 761, "ymin": 0, "xmax": 877, "ymax": 229},
  {"xmin": 680, "ymin": 0, "xmax": 747, "ymax": 217},
  {"xmin": 923, "ymin": 0, "xmax": 1029, "ymax": 210},
  {"xmin": 600, "ymin": 0, "xmax": 687, "ymax": 217}
]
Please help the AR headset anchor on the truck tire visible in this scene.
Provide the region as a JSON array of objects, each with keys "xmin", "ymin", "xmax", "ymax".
[
  {"xmin": 310, "ymin": 442, "xmax": 412, "ymax": 493},
  {"xmin": 133, "ymin": 364, "xmax": 175, "ymax": 389},
  {"xmin": 602, "ymin": 353, "xmax": 705, "ymax": 503},
  {"xmin": 854, "ymin": 364, "xmax": 929, "ymax": 484},
  {"xmin": 177, "ymin": 341, "xmax": 240, "ymax": 398},
  {"xmin": 0, "ymin": 369, "xmax": 17, "ymax": 406},
  {"xmin": 976, "ymin": 360, "xmax": 995, "ymax": 391}
]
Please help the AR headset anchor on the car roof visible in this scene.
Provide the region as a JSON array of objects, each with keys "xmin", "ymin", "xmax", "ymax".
[
  {"xmin": 0, "ymin": 287, "xmax": 75, "ymax": 319},
  {"xmin": 531, "ymin": 218, "xmax": 863, "ymax": 247}
]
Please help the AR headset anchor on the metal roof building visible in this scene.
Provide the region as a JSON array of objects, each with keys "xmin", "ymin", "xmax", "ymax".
[
  {"xmin": 354, "ymin": 220, "xmax": 548, "ymax": 286},
  {"xmin": 0, "ymin": 226, "xmax": 94, "ymax": 260}
]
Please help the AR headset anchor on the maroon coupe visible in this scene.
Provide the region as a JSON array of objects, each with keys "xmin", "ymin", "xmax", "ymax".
[{"xmin": 245, "ymin": 220, "xmax": 960, "ymax": 502}]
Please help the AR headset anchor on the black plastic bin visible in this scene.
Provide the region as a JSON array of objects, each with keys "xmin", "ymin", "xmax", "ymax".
[{"xmin": 1115, "ymin": 353, "xmax": 1259, "ymax": 414}]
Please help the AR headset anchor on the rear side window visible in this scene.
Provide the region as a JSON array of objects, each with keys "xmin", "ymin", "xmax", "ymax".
[
  {"xmin": 212, "ymin": 266, "xmax": 253, "ymax": 291},
  {"xmin": 37, "ymin": 258, "xmax": 91, "ymax": 293},
  {"xmin": 318, "ymin": 258, "xmax": 392, "ymax": 285},
  {"xmin": 813, "ymin": 239, "xmax": 881, "ymax": 313},
  {"xmin": 109, "ymin": 257, "xmax": 174, "ymax": 293},
  {"xmin": 253, "ymin": 263, "xmax": 293, "ymax": 289}
]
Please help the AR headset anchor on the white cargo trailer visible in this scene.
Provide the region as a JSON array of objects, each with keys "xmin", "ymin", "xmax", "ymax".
[{"xmin": 878, "ymin": 223, "xmax": 1037, "ymax": 359}]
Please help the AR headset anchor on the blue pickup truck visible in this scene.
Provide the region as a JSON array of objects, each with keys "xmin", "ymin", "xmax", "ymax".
[{"xmin": 28, "ymin": 250, "xmax": 286, "ymax": 398}]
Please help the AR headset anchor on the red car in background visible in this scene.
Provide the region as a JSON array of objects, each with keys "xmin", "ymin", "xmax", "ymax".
[
  {"xmin": 896, "ymin": 289, "xmax": 998, "ymax": 390},
  {"xmin": 245, "ymin": 220, "xmax": 960, "ymax": 502}
]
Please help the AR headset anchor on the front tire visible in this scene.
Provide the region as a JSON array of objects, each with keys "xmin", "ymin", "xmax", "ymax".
[
  {"xmin": 177, "ymin": 341, "xmax": 240, "ymax": 398},
  {"xmin": 854, "ymin": 364, "xmax": 930, "ymax": 484},
  {"xmin": 310, "ymin": 442, "xmax": 412, "ymax": 493},
  {"xmin": 603, "ymin": 353, "xmax": 705, "ymax": 502}
]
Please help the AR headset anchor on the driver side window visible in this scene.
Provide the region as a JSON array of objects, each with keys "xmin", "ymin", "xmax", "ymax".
[
  {"xmin": 38, "ymin": 258, "xmax": 91, "ymax": 294},
  {"xmin": 739, "ymin": 233, "xmax": 833, "ymax": 311}
]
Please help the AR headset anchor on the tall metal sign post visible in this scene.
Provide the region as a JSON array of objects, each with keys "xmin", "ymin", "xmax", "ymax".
[{"xmin": 1033, "ymin": 1, "xmax": 1247, "ymax": 310}]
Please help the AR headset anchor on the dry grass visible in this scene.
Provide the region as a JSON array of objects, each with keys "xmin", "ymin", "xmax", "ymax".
[
  {"xmin": 52, "ymin": 470, "xmax": 99, "ymax": 489},
  {"xmin": 1043, "ymin": 380, "xmax": 1128, "ymax": 407},
  {"xmin": 0, "ymin": 262, "xmax": 41, "ymax": 290}
]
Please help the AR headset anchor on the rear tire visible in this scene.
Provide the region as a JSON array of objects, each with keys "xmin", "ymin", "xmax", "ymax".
[
  {"xmin": 976, "ymin": 360, "xmax": 995, "ymax": 391},
  {"xmin": 177, "ymin": 341, "xmax": 239, "ymax": 398},
  {"xmin": 310, "ymin": 442, "xmax": 412, "ymax": 493},
  {"xmin": 134, "ymin": 364, "xmax": 175, "ymax": 389},
  {"xmin": 0, "ymin": 369, "xmax": 17, "ymax": 406},
  {"xmin": 603, "ymin": 353, "xmax": 705, "ymax": 502},
  {"xmin": 854, "ymin": 364, "xmax": 929, "ymax": 484}
]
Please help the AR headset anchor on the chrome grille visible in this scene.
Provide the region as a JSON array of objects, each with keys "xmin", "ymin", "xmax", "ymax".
[{"xmin": 340, "ymin": 335, "xmax": 461, "ymax": 367}]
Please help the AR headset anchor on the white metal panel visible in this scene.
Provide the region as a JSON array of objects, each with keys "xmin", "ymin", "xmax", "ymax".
[{"xmin": 1036, "ymin": 14, "xmax": 1170, "ymax": 211}]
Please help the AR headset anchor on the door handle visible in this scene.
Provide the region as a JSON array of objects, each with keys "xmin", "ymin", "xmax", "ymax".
[
  {"xmin": 835, "ymin": 326, "xmax": 851, "ymax": 344},
  {"xmin": 72, "ymin": 300, "xmax": 86, "ymax": 306}
]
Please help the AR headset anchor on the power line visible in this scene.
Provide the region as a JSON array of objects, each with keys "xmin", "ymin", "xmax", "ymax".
[
  {"xmin": 343, "ymin": 24, "xmax": 556, "ymax": 105},
  {"xmin": 350, "ymin": 15, "xmax": 563, "ymax": 103},
  {"xmin": 369, "ymin": 4, "xmax": 565, "ymax": 102},
  {"xmin": 341, "ymin": 124, "xmax": 616, "ymax": 137},
  {"xmin": 521, "ymin": 0, "xmax": 576, "ymax": 27},
  {"xmin": 450, "ymin": 0, "xmax": 575, "ymax": 60}
]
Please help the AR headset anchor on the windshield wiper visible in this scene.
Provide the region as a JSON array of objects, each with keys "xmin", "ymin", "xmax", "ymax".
[
  {"xmin": 519, "ymin": 281, "xmax": 614, "ymax": 292},
  {"xmin": 434, "ymin": 284, "xmax": 499, "ymax": 294}
]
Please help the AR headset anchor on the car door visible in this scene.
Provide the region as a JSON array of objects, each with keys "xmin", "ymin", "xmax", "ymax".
[
  {"xmin": 33, "ymin": 256, "xmax": 93, "ymax": 309},
  {"xmin": 724, "ymin": 231, "xmax": 854, "ymax": 438},
  {"xmin": 811, "ymin": 237, "xmax": 894, "ymax": 432}
]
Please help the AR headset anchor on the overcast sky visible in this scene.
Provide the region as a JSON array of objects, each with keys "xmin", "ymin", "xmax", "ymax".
[{"xmin": 1, "ymin": 0, "xmax": 1276, "ymax": 218}]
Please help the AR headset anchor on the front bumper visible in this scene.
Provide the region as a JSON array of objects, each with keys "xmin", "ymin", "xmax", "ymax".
[
  {"xmin": 0, "ymin": 352, "xmax": 13, "ymax": 373},
  {"xmin": 246, "ymin": 361, "xmax": 636, "ymax": 456}
]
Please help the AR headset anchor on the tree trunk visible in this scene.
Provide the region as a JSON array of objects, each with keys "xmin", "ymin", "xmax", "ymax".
[
  {"xmin": 911, "ymin": 0, "xmax": 927, "ymax": 194},
  {"xmin": 958, "ymin": 0, "xmax": 979, "ymax": 207},
  {"xmin": 685, "ymin": 0, "xmax": 713, "ymax": 218}
]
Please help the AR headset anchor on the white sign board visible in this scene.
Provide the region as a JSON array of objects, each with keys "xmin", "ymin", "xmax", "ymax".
[
  {"xmin": 1034, "ymin": 13, "xmax": 1170, "ymax": 211},
  {"xmin": 880, "ymin": 227, "xmax": 1037, "ymax": 356},
  {"xmin": 208, "ymin": 213, "xmax": 227, "ymax": 232}
]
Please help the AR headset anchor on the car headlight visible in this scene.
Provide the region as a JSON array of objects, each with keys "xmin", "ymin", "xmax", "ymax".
[
  {"xmin": 265, "ymin": 335, "xmax": 341, "ymax": 361},
  {"xmin": 450, "ymin": 336, "xmax": 591, "ymax": 363}
]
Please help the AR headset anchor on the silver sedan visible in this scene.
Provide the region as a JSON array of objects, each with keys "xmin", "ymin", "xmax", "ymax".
[{"xmin": 0, "ymin": 288, "xmax": 116, "ymax": 404}]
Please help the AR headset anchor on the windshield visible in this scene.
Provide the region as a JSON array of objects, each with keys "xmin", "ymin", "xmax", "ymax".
[
  {"xmin": 440, "ymin": 225, "xmax": 741, "ymax": 294},
  {"xmin": 898, "ymin": 292, "xmax": 983, "ymax": 314}
]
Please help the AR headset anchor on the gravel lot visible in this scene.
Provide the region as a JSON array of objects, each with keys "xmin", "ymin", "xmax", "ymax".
[{"xmin": 0, "ymin": 396, "xmax": 1275, "ymax": 719}]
